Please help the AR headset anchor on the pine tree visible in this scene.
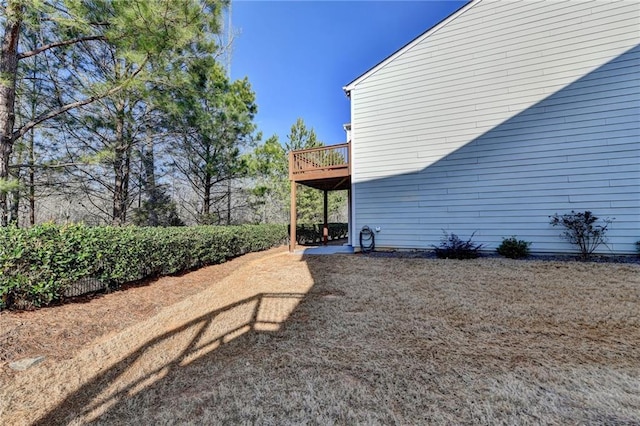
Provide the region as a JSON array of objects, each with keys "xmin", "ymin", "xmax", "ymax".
[{"xmin": 0, "ymin": 0, "xmax": 228, "ymax": 225}]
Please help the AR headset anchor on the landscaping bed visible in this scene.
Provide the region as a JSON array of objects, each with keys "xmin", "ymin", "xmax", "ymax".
[{"xmin": 366, "ymin": 249, "xmax": 640, "ymax": 264}]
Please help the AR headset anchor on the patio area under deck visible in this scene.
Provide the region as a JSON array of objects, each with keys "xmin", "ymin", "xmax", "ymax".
[{"xmin": 289, "ymin": 143, "xmax": 351, "ymax": 252}]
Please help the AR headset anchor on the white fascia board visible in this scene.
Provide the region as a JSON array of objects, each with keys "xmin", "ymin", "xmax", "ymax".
[{"xmin": 343, "ymin": 0, "xmax": 481, "ymax": 95}]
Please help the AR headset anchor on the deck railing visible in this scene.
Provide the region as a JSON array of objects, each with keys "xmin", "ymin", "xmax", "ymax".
[{"xmin": 289, "ymin": 143, "xmax": 350, "ymax": 180}]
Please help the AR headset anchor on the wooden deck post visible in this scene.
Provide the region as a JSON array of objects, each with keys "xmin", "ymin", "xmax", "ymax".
[
  {"xmin": 290, "ymin": 181, "xmax": 297, "ymax": 252},
  {"xmin": 323, "ymin": 189, "xmax": 328, "ymax": 245},
  {"xmin": 347, "ymin": 187, "xmax": 352, "ymax": 246}
]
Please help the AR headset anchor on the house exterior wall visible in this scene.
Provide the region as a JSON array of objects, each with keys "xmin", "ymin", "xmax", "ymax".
[{"xmin": 348, "ymin": 0, "xmax": 640, "ymax": 254}]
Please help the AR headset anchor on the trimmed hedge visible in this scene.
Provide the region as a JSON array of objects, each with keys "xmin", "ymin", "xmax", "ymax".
[{"xmin": 0, "ymin": 223, "xmax": 287, "ymax": 310}]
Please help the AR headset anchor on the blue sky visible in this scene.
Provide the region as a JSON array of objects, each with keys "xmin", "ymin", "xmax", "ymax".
[{"xmin": 229, "ymin": 1, "xmax": 468, "ymax": 146}]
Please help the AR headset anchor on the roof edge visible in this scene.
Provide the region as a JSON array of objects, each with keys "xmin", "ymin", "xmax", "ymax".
[{"xmin": 343, "ymin": 0, "xmax": 479, "ymax": 95}]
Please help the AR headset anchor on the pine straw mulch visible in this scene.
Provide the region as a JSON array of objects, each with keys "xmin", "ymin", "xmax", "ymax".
[
  {"xmin": 0, "ymin": 246, "xmax": 289, "ymax": 374},
  {"xmin": 1, "ymin": 251, "xmax": 640, "ymax": 425}
]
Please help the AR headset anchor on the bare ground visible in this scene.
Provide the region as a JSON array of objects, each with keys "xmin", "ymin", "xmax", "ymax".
[{"xmin": 1, "ymin": 250, "xmax": 639, "ymax": 425}]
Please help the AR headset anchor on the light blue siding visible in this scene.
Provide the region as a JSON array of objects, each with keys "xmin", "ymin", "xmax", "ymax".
[{"xmin": 347, "ymin": 0, "xmax": 640, "ymax": 254}]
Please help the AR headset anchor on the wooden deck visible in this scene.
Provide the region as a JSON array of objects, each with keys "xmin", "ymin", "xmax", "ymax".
[
  {"xmin": 289, "ymin": 143, "xmax": 350, "ymax": 190},
  {"xmin": 288, "ymin": 143, "xmax": 351, "ymax": 251}
]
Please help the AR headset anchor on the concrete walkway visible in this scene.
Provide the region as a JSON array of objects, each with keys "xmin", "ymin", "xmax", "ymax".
[{"xmin": 295, "ymin": 245, "xmax": 354, "ymax": 255}]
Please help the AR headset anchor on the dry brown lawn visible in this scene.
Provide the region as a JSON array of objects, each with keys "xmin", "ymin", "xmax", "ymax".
[{"xmin": 1, "ymin": 249, "xmax": 639, "ymax": 425}]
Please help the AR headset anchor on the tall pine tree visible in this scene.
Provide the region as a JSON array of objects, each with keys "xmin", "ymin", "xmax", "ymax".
[{"xmin": 0, "ymin": 0, "xmax": 227, "ymax": 225}]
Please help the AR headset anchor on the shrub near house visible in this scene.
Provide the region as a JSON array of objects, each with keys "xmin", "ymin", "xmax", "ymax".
[
  {"xmin": 497, "ymin": 237, "xmax": 531, "ymax": 259},
  {"xmin": 549, "ymin": 211, "xmax": 613, "ymax": 259},
  {"xmin": 433, "ymin": 231, "xmax": 483, "ymax": 259}
]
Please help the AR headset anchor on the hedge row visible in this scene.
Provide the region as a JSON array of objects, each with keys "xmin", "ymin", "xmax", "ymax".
[{"xmin": 0, "ymin": 223, "xmax": 287, "ymax": 310}]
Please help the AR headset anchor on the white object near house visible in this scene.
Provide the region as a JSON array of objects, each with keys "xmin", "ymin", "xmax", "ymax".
[{"xmin": 340, "ymin": 0, "xmax": 639, "ymax": 254}]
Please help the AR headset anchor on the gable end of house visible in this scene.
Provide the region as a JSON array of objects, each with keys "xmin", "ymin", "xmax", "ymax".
[{"xmin": 343, "ymin": 0, "xmax": 478, "ymax": 96}]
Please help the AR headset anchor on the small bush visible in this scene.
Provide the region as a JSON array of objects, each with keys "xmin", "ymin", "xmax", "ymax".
[
  {"xmin": 549, "ymin": 210, "xmax": 612, "ymax": 259},
  {"xmin": 496, "ymin": 236, "xmax": 531, "ymax": 259},
  {"xmin": 433, "ymin": 231, "xmax": 484, "ymax": 259},
  {"xmin": 636, "ymin": 241, "xmax": 640, "ymax": 258}
]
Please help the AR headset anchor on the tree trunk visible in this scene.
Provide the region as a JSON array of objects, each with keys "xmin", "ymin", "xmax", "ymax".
[
  {"xmin": 112, "ymin": 144, "xmax": 132, "ymax": 226},
  {"xmin": 0, "ymin": 1, "xmax": 22, "ymax": 226},
  {"xmin": 29, "ymin": 139, "xmax": 34, "ymax": 225},
  {"xmin": 112, "ymin": 106, "xmax": 130, "ymax": 225},
  {"xmin": 7, "ymin": 146, "xmax": 23, "ymax": 225},
  {"xmin": 203, "ymin": 173, "xmax": 211, "ymax": 219},
  {"xmin": 141, "ymin": 135, "xmax": 158, "ymax": 226},
  {"xmin": 201, "ymin": 141, "xmax": 212, "ymax": 220},
  {"xmin": 8, "ymin": 182, "xmax": 19, "ymax": 225},
  {"xmin": 28, "ymin": 50, "xmax": 39, "ymax": 227},
  {"xmin": 28, "ymin": 118, "xmax": 36, "ymax": 226},
  {"xmin": 226, "ymin": 178, "xmax": 231, "ymax": 225}
]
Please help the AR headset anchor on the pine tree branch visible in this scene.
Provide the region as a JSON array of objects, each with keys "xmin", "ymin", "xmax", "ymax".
[
  {"xmin": 12, "ymin": 58, "xmax": 148, "ymax": 142},
  {"xmin": 8, "ymin": 162, "xmax": 80, "ymax": 169},
  {"xmin": 17, "ymin": 35, "xmax": 106, "ymax": 59}
]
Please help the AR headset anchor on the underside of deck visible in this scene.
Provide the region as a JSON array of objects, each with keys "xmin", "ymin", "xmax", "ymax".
[{"xmin": 293, "ymin": 174, "xmax": 350, "ymax": 191}]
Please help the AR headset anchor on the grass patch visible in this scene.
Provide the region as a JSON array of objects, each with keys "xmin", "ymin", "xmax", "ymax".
[{"xmin": 1, "ymin": 254, "xmax": 639, "ymax": 424}]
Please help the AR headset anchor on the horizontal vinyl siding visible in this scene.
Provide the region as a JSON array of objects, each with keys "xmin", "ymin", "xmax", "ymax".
[{"xmin": 350, "ymin": 0, "xmax": 640, "ymax": 254}]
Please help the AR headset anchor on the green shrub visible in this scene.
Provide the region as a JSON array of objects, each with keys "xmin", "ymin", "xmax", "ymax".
[
  {"xmin": 496, "ymin": 236, "xmax": 531, "ymax": 259},
  {"xmin": 636, "ymin": 241, "xmax": 640, "ymax": 258},
  {"xmin": 0, "ymin": 224, "xmax": 287, "ymax": 310},
  {"xmin": 433, "ymin": 231, "xmax": 484, "ymax": 259},
  {"xmin": 549, "ymin": 210, "xmax": 612, "ymax": 259}
]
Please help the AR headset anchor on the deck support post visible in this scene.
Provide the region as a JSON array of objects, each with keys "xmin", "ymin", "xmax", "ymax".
[
  {"xmin": 347, "ymin": 188, "xmax": 352, "ymax": 246},
  {"xmin": 290, "ymin": 181, "xmax": 297, "ymax": 252},
  {"xmin": 323, "ymin": 190, "xmax": 329, "ymax": 245}
]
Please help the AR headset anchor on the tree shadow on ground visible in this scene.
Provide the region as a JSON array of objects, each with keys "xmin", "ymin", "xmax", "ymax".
[{"xmin": 16, "ymin": 254, "xmax": 319, "ymax": 425}]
